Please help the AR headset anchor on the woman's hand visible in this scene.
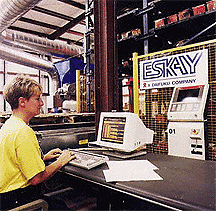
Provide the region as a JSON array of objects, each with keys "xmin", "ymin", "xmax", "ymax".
[
  {"xmin": 43, "ymin": 148, "xmax": 63, "ymax": 161},
  {"xmin": 56, "ymin": 150, "xmax": 76, "ymax": 166}
]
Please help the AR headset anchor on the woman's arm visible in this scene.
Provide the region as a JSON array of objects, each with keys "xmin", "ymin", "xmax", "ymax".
[{"xmin": 29, "ymin": 150, "xmax": 75, "ymax": 185}]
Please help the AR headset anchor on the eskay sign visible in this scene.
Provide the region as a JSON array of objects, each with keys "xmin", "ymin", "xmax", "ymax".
[{"xmin": 140, "ymin": 49, "xmax": 208, "ymax": 89}]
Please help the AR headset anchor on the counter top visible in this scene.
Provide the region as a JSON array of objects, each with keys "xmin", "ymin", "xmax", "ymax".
[{"xmin": 62, "ymin": 153, "xmax": 215, "ymax": 211}]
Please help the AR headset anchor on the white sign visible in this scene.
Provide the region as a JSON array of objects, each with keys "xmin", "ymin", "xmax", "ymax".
[{"xmin": 140, "ymin": 49, "xmax": 208, "ymax": 89}]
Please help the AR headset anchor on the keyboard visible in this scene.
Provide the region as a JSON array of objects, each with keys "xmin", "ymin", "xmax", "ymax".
[{"xmin": 68, "ymin": 149, "xmax": 109, "ymax": 170}]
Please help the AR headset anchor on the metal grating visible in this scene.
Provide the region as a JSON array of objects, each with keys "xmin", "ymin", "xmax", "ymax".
[
  {"xmin": 80, "ymin": 75, "xmax": 95, "ymax": 113},
  {"xmin": 137, "ymin": 39, "xmax": 216, "ymax": 160}
]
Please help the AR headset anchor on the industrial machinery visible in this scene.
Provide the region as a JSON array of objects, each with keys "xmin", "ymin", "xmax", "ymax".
[{"xmin": 167, "ymin": 84, "xmax": 209, "ymax": 160}]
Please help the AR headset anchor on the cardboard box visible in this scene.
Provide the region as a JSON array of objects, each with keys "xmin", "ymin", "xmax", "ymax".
[
  {"xmin": 207, "ymin": 0, "xmax": 216, "ymax": 11},
  {"xmin": 155, "ymin": 18, "xmax": 165, "ymax": 28},
  {"xmin": 121, "ymin": 31, "xmax": 131, "ymax": 39},
  {"xmin": 193, "ymin": 4, "xmax": 206, "ymax": 15},
  {"xmin": 131, "ymin": 28, "xmax": 141, "ymax": 36},
  {"xmin": 178, "ymin": 9, "xmax": 191, "ymax": 20},
  {"xmin": 167, "ymin": 14, "xmax": 178, "ymax": 24}
]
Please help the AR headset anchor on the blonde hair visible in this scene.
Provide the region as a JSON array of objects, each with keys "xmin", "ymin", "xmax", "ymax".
[{"xmin": 3, "ymin": 75, "xmax": 42, "ymax": 110}]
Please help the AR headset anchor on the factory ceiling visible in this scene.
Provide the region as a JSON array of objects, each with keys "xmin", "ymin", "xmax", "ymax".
[
  {"xmin": 0, "ymin": 0, "xmax": 215, "ymax": 61},
  {"xmin": 0, "ymin": 0, "xmax": 94, "ymax": 60},
  {"xmin": 10, "ymin": 0, "xmax": 89, "ymax": 46}
]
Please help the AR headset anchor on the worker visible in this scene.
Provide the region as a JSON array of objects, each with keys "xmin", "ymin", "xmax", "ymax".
[{"xmin": 0, "ymin": 75, "xmax": 75, "ymax": 210}]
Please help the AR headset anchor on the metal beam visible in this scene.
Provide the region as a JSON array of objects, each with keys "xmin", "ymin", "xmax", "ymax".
[
  {"xmin": 57, "ymin": 0, "xmax": 85, "ymax": 10},
  {"xmin": 19, "ymin": 17, "xmax": 83, "ymax": 37},
  {"xmin": 85, "ymin": 0, "xmax": 91, "ymax": 112},
  {"xmin": 179, "ymin": 21, "xmax": 216, "ymax": 46},
  {"xmin": 143, "ymin": 0, "xmax": 148, "ymax": 54},
  {"xmin": 48, "ymin": 12, "xmax": 85, "ymax": 40},
  {"xmin": 33, "ymin": 6, "xmax": 73, "ymax": 21},
  {"xmin": 32, "ymin": 6, "xmax": 85, "ymax": 26},
  {"xmin": 19, "ymin": 17, "xmax": 59, "ymax": 30}
]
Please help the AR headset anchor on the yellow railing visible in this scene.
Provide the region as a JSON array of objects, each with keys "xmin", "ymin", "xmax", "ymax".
[{"xmin": 76, "ymin": 70, "xmax": 81, "ymax": 113}]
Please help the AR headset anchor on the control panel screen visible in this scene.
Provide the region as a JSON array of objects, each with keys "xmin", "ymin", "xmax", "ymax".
[
  {"xmin": 176, "ymin": 88, "xmax": 200, "ymax": 102},
  {"xmin": 101, "ymin": 117, "xmax": 126, "ymax": 144}
]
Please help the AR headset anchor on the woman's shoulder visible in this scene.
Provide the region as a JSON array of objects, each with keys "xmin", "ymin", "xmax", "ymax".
[{"xmin": 3, "ymin": 116, "xmax": 32, "ymax": 134}]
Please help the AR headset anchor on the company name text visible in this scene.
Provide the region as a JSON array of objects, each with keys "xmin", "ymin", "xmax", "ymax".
[{"xmin": 142, "ymin": 52, "xmax": 202, "ymax": 80}]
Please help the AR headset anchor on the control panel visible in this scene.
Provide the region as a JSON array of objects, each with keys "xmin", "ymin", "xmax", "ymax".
[
  {"xmin": 168, "ymin": 122, "xmax": 205, "ymax": 160},
  {"xmin": 167, "ymin": 85, "xmax": 208, "ymax": 160},
  {"xmin": 168, "ymin": 85, "xmax": 208, "ymax": 121}
]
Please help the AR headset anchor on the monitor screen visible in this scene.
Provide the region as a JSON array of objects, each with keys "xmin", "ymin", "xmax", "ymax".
[
  {"xmin": 176, "ymin": 88, "xmax": 200, "ymax": 102},
  {"xmin": 101, "ymin": 117, "xmax": 126, "ymax": 144},
  {"xmin": 95, "ymin": 112, "xmax": 154, "ymax": 152}
]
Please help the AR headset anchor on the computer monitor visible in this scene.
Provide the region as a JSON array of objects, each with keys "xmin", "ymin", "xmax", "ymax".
[
  {"xmin": 95, "ymin": 112, "xmax": 154, "ymax": 152},
  {"xmin": 168, "ymin": 85, "xmax": 208, "ymax": 121}
]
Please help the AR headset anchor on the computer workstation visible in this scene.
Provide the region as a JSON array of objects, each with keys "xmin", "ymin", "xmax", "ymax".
[
  {"xmin": 93, "ymin": 111, "xmax": 154, "ymax": 157},
  {"xmin": 66, "ymin": 112, "xmax": 154, "ymax": 170},
  {"xmin": 45, "ymin": 110, "xmax": 214, "ymax": 210}
]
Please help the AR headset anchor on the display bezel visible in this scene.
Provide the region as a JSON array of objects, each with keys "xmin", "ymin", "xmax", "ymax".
[
  {"xmin": 173, "ymin": 85, "xmax": 204, "ymax": 103},
  {"xmin": 167, "ymin": 84, "xmax": 208, "ymax": 121}
]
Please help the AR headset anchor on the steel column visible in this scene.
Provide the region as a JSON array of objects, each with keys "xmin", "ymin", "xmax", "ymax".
[
  {"xmin": 143, "ymin": 0, "xmax": 148, "ymax": 54},
  {"xmin": 94, "ymin": 0, "xmax": 119, "ymax": 132},
  {"xmin": 85, "ymin": 0, "xmax": 91, "ymax": 112}
]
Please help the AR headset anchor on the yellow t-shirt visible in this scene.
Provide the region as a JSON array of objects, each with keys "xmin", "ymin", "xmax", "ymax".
[{"xmin": 0, "ymin": 116, "xmax": 45, "ymax": 193}]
